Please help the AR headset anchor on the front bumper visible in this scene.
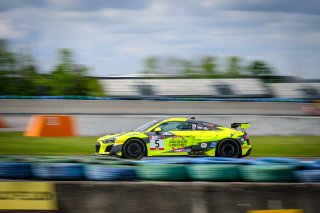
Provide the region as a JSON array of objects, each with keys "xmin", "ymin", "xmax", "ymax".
[
  {"xmin": 243, "ymin": 147, "xmax": 252, "ymax": 157},
  {"xmin": 110, "ymin": 145, "xmax": 122, "ymax": 157},
  {"xmin": 95, "ymin": 142, "xmax": 122, "ymax": 157},
  {"xmin": 95, "ymin": 142, "xmax": 114, "ymax": 155},
  {"xmin": 242, "ymin": 146, "xmax": 252, "ymax": 157}
]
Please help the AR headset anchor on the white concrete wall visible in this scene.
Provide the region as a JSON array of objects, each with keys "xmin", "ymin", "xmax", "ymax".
[
  {"xmin": 99, "ymin": 78, "xmax": 269, "ymax": 97},
  {"xmin": 270, "ymin": 83, "xmax": 320, "ymax": 98},
  {"xmin": 2, "ymin": 114, "xmax": 319, "ymax": 136}
]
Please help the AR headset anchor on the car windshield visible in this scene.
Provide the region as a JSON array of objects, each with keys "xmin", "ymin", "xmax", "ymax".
[{"xmin": 134, "ymin": 119, "xmax": 161, "ymax": 132}]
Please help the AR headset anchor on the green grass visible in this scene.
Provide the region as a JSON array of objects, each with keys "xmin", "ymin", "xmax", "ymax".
[
  {"xmin": 250, "ymin": 136, "xmax": 320, "ymax": 157},
  {"xmin": 0, "ymin": 132, "xmax": 97, "ymax": 156},
  {"xmin": 0, "ymin": 132, "xmax": 319, "ymax": 157}
]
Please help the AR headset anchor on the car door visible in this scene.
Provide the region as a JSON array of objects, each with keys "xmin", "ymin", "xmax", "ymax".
[
  {"xmin": 148, "ymin": 121, "xmax": 195, "ymax": 156},
  {"xmin": 191, "ymin": 123, "xmax": 220, "ymax": 154}
]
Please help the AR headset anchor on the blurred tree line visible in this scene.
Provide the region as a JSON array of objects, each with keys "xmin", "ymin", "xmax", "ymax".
[
  {"xmin": 0, "ymin": 39, "xmax": 104, "ymax": 96},
  {"xmin": 142, "ymin": 55, "xmax": 275, "ymax": 80}
]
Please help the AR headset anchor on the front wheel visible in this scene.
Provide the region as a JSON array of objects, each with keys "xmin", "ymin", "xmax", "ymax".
[
  {"xmin": 216, "ymin": 139, "xmax": 241, "ymax": 158},
  {"xmin": 122, "ymin": 139, "xmax": 146, "ymax": 160}
]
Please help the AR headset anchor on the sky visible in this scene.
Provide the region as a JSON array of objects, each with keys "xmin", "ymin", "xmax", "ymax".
[{"xmin": 0, "ymin": 0, "xmax": 319, "ymax": 78}]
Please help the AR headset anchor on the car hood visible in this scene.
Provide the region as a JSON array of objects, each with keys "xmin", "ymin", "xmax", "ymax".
[{"xmin": 97, "ymin": 131, "xmax": 147, "ymax": 143}]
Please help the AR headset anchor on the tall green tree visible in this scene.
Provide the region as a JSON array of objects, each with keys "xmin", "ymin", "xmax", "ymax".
[
  {"xmin": 247, "ymin": 60, "xmax": 273, "ymax": 76},
  {"xmin": 0, "ymin": 39, "xmax": 16, "ymax": 72},
  {"xmin": 180, "ymin": 59, "xmax": 195, "ymax": 76},
  {"xmin": 200, "ymin": 56, "xmax": 218, "ymax": 76},
  {"xmin": 226, "ymin": 56, "xmax": 242, "ymax": 77},
  {"xmin": 51, "ymin": 49, "xmax": 74, "ymax": 95},
  {"xmin": 50, "ymin": 49, "xmax": 104, "ymax": 96},
  {"xmin": 0, "ymin": 39, "xmax": 13, "ymax": 95},
  {"xmin": 142, "ymin": 56, "xmax": 158, "ymax": 74},
  {"xmin": 0, "ymin": 39, "xmax": 38, "ymax": 95}
]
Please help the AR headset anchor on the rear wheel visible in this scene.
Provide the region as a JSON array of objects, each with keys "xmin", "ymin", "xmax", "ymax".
[
  {"xmin": 122, "ymin": 139, "xmax": 146, "ymax": 160},
  {"xmin": 216, "ymin": 139, "xmax": 241, "ymax": 158}
]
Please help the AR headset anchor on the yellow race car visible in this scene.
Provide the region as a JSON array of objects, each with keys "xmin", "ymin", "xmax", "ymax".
[{"xmin": 95, "ymin": 117, "xmax": 252, "ymax": 160}]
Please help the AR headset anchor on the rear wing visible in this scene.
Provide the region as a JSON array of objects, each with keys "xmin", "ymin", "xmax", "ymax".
[{"xmin": 231, "ymin": 123, "xmax": 250, "ymax": 129}]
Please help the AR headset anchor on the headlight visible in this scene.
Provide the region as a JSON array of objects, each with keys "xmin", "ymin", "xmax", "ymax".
[
  {"xmin": 101, "ymin": 139, "xmax": 115, "ymax": 144},
  {"xmin": 101, "ymin": 136, "xmax": 120, "ymax": 144}
]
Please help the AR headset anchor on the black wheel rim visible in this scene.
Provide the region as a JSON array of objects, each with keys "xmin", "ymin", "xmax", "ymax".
[
  {"xmin": 127, "ymin": 142, "xmax": 142, "ymax": 157},
  {"xmin": 221, "ymin": 143, "xmax": 236, "ymax": 157}
]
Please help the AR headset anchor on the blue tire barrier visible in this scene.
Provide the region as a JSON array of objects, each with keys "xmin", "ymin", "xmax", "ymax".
[
  {"xmin": 83, "ymin": 165, "xmax": 136, "ymax": 181},
  {"xmin": 187, "ymin": 164, "xmax": 240, "ymax": 181},
  {"xmin": 0, "ymin": 162, "xmax": 32, "ymax": 179},
  {"xmin": 0, "ymin": 156, "xmax": 18, "ymax": 162},
  {"xmin": 191, "ymin": 157, "xmax": 252, "ymax": 165},
  {"xmin": 136, "ymin": 164, "xmax": 188, "ymax": 181},
  {"xmin": 311, "ymin": 160, "xmax": 320, "ymax": 169},
  {"xmin": 253, "ymin": 158, "xmax": 302, "ymax": 168},
  {"xmin": 294, "ymin": 170, "xmax": 320, "ymax": 182},
  {"xmin": 301, "ymin": 160, "xmax": 320, "ymax": 170},
  {"xmin": 32, "ymin": 163, "xmax": 83, "ymax": 180},
  {"xmin": 240, "ymin": 165, "xmax": 296, "ymax": 182},
  {"xmin": 133, "ymin": 158, "xmax": 172, "ymax": 165},
  {"xmin": 0, "ymin": 156, "xmax": 34, "ymax": 162},
  {"xmin": 84, "ymin": 157, "xmax": 135, "ymax": 166},
  {"xmin": 31, "ymin": 156, "xmax": 80, "ymax": 163},
  {"xmin": 135, "ymin": 157, "xmax": 193, "ymax": 165},
  {"xmin": 136, "ymin": 157, "xmax": 250, "ymax": 165},
  {"xmin": 160, "ymin": 157, "xmax": 195, "ymax": 164}
]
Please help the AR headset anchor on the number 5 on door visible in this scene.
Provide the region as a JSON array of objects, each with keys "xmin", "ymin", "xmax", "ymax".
[{"xmin": 150, "ymin": 136, "xmax": 164, "ymax": 150}]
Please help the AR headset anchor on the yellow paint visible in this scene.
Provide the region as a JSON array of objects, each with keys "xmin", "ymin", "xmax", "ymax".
[
  {"xmin": 204, "ymin": 148, "xmax": 216, "ymax": 156},
  {"xmin": 248, "ymin": 209, "xmax": 303, "ymax": 213},
  {"xmin": 152, "ymin": 152, "xmax": 189, "ymax": 156},
  {"xmin": 99, "ymin": 143, "xmax": 107, "ymax": 153},
  {"xmin": 0, "ymin": 182, "xmax": 57, "ymax": 210}
]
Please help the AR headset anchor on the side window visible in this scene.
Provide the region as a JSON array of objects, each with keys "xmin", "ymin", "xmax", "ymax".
[
  {"xmin": 196, "ymin": 122, "xmax": 217, "ymax": 130},
  {"xmin": 196, "ymin": 124, "xmax": 204, "ymax": 130},
  {"xmin": 191, "ymin": 123, "xmax": 197, "ymax": 130},
  {"xmin": 158, "ymin": 122, "xmax": 192, "ymax": 132}
]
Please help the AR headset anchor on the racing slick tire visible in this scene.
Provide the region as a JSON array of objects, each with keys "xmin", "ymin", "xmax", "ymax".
[
  {"xmin": 123, "ymin": 139, "xmax": 146, "ymax": 160},
  {"xmin": 216, "ymin": 139, "xmax": 241, "ymax": 158}
]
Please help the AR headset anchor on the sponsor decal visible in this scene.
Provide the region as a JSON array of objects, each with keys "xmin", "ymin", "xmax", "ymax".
[
  {"xmin": 200, "ymin": 143, "xmax": 207, "ymax": 148},
  {"xmin": 169, "ymin": 135, "xmax": 187, "ymax": 152},
  {"xmin": 0, "ymin": 182, "xmax": 57, "ymax": 210}
]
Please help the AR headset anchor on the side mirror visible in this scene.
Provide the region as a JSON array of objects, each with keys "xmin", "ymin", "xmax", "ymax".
[{"xmin": 154, "ymin": 127, "xmax": 162, "ymax": 134}]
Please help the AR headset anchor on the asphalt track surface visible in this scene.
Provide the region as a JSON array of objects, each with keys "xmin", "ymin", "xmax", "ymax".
[
  {"xmin": 0, "ymin": 99, "xmax": 309, "ymax": 115},
  {"xmin": 1, "ymin": 99, "xmax": 319, "ymax": 135}
]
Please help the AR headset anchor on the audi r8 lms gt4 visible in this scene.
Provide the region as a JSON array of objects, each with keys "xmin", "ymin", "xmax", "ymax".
[{"xmin": 95, "ymin": 117, "xmax": 252, "ymax": 160}]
